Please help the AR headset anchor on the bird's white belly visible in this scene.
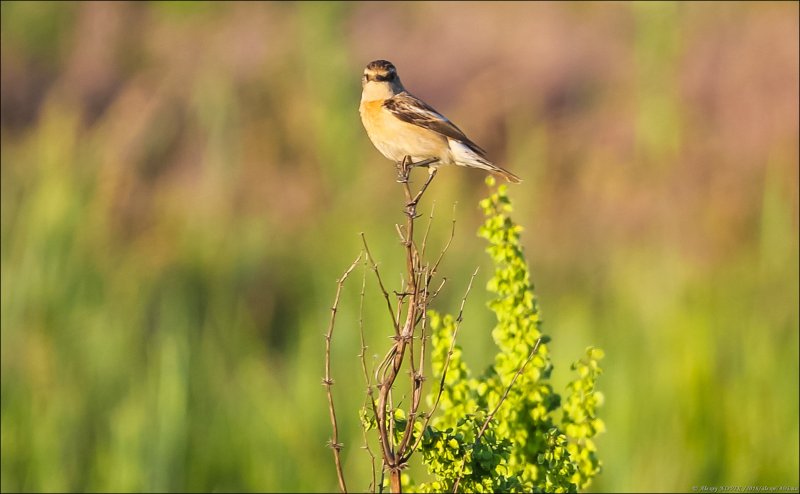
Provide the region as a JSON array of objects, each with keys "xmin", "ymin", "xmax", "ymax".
[{"xmin": 371, "ymin": 130, "xmax": 443, "ymax": 163}]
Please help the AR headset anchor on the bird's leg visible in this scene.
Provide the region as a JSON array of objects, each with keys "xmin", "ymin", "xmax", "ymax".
[
  {"xmin": 398, "ymin": 157, "xmax": 439, "ymax": 216},
  {"xmin": 397, "ymin": 156, "xmax": 439, "ymax": 184},
  {"xmin": 396, "ymin": 156, "xmax": 412, "ymax": 183},
  {"xmin": 413, "ymin": 157, "xmax": 440, "ymax": 169},
  {"xmin": 409, "ymin": 168, "xmax": 438, "ymax": 209}
]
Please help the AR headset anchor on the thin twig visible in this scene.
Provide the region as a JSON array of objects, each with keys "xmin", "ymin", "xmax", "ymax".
[
  {"xmin": 375, "ymin": 343, "xmax": 398, "ymax": 384},
  {"xmin": 361, "ymin": 233, "xmax": 400, "ymax": 335},
  {"xmin": 323, "ymin": 252, "xmax": 364, "ymax": 494},
  {"xmin": 451, "ymin": 338, "xmax": 543, "ymax": 493},
  {"xmin": 361, "ymin": 417, "xmax": 378, "ymax": 494},
  {"xmin": 414, "ymin": 263, "xmax": 431, "ymax": 377},
  {"xmin": 429, "ymin": 277, "xmax": 448, "ymax": 300},
  {"xmin": 416, "ymin": 305, "xmax": 430, "ymax": 398},
  {"xmin": 395, "ymin": 224, "xmax": 406, "ymax": 244},
  {"xmin": 369, "ymin": 382, "xmax": 384, "ymax": 493},
  {"xmin": 425, "ymin": 204, "xmax": 457, "ymax": 292},
  {"xmin": 420, "ymin": 202, "xmax": 436, "ymax": 259},
  {"xmin": 403, "ymin": 267, "xmax": 480, "ymax": 461},
  {"xmin": 397, "ymin": 263, "xmax": 431, "ymax": 457},
  {"xmin": 477, "ymin": 338, "xmax": 542, "ymax": 439},
  {"xmin": 358, "ymin": 259, "xmax": 373, "ymax": 387},
  {"xmin": 357, "ymin": 260, "xmax": 378, "ymax": 493}
]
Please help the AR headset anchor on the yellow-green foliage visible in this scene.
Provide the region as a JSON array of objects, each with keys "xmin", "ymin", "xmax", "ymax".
[{"xmin": 412, "ymin": 180, "xmax": 604, "ymax": 492}]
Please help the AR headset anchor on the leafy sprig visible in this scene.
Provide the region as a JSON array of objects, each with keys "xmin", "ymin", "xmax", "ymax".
[{"xmin": 412, "ymin": 178, "xmax": 604, "ymax": 493}]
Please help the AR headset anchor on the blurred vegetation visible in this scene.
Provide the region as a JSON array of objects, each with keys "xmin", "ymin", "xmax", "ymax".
[{"xmin": 1, "ymin": 2, "xmax": 798, "ymax": 492}]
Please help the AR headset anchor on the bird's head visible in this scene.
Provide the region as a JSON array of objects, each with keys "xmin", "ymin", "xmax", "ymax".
[
  {"xmin": 362, "ymin": 60, "xmax": 405, "ymax": 98},
  {"xmin": 363, "ymin": 60, "xmax": 398, "ymax": 83}
]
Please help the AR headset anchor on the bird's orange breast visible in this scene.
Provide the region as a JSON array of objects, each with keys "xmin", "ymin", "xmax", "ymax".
[
  {"xmin": 359, "ymin": 100, "xmax": 388, "ymax": 135},
  {"xmin": 359, "ymin": 99, "xmax": 448, "ymax": 163}
]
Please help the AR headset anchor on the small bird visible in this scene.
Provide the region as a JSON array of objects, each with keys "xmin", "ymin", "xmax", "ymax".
[{"xmin": 359, "ymin": 60, "xmax": 521, "ymax": 183}]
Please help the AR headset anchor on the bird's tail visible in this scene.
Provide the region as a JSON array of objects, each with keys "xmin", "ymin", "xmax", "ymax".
[
  {"xmin": 487, "ymin": 166, "xmax": 522, "ymax": 184},
  {"xmin": 449, "ymin": 140, "xmax": 522, "ymax": 184}
]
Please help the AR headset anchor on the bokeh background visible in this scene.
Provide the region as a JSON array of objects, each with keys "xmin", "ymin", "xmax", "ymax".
[{"xmin": 1, "ymin": 1, "xmax": 798, "ymax": 492}]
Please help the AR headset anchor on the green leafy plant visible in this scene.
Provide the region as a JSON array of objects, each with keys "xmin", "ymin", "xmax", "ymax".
[{"xmin": 408, "ymin": 178, "xmax": 604, "ymax": 492}]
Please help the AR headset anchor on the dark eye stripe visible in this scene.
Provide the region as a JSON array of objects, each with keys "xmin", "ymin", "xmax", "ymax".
[{"xmin": 363, "ymin": 71, "xmax": 396, "ymax": 82}]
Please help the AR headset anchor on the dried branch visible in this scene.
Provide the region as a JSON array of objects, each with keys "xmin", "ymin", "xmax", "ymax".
[
  {"xmin": 431, "ymin": 278, "xmax": 448, "ymax": 299},
  {"xmin": 425, "ymin": 204, "xmax": 456, "ymax": 292},
  {"xmin": 403, "ymin": 267, "xmax": 480, "ymax": 461},
  {"xmin": 357, "ymin": 261, "xmax": 378, "ymax": 493},
  {"xmin": 420, "ymin": 201, "xmax": 436, "ymax": 259},
  {"xmin": 361, "ymin": 420, "xmax": 378, "ymax": 494},
  {"xmin": 324, "ymin": 252, "xmax": 364, "ymax": 494},
  {"xmin": 369, "ymin": 156, "xmax": 441, "ymax": 494},
  {"xmin": 325, "ymin": 156, "xmax": 445, "ymax": 494},
  {"xmin": 361, "ymin": 233, "xmax": 400, "ymax": 335},
  {"xmin": 358, "ymin": 260, "xmax": 372, "ymax": 388}
]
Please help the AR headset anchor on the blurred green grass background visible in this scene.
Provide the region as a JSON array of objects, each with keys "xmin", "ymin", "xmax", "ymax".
[{"xmin": 1, "ymin": 1, "xmax": 798, "ymax": 492}]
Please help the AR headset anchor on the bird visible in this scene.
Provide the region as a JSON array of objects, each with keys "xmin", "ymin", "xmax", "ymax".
[{"xmin": 359, "ymin": 59, "xmax": 521, "ymax": 184}]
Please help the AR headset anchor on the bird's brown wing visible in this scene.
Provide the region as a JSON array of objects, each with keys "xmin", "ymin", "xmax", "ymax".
[{"xmin": 383, "ymin": 91, "xmax": 487, "ymax": 156}]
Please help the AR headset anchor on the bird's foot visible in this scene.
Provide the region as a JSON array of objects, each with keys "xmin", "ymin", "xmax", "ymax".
[{"xmin": 396, "ymin": 156, "xmax": 412, "ymax": 183}]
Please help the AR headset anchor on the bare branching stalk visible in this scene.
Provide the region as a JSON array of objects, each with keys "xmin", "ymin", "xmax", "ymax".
[
  {"xmin": 326, "ymin": 156, "xmax": 493, "ymax": 494},
  {"xmin": 419, "ymin": 202, "xmax": 436, "ymax": 259},
  {"xmin": 357, "ymin": 156, "xmax": 439, "ymax": 494},
  {"xmin": 324, "ymin": 253, "xmax": 364, "ymax": 494},
  {"xmin": 427, "ymin": 204, "xmax": 456, "ymax": 285},
  {"xmin": 362, "ymin": 234, "xmax": 400, "ymax": 335},
  {"xmin": 357, "ymin": 261, "xmax": 372, "ymax": 389},
  {"xmin": 357, "ymin": 263, "xmax": 378, "ymax": 493},
  {"xmin": 404, "ymin": 267, "xmax": 480, "ymax": 461}
]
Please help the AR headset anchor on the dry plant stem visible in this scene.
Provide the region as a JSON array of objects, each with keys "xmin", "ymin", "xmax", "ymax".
[
  {"xmin": 357, "ymin": 261, "xmax": 372, "ymax": 389},
  {"xmin": 420, "ymin": 202, "xmax": 436, "ymax": 259},
  {"xmin": 362, "ymin": 233, "xmax": 400, "ymax": 335},
  {"xmin": 372, "ymin": 156, "xmax": 438, "ymax": 494},
  {"xmin": 324, "ymin": 253, "xmax": 364, "ymax": 494},
  {"xmin": 357, "ymin": 263, "xmax": 378, "ymax": 493},
  {"xmin": 425, "ymin": 206, "xmax": 456, "ymax": 290},
  {"xmin": 405, "ymin": 264, "xmax": 433, "ymax": 454},
  {"xmin": 414, "ymin": 264, "xmax": 432, "ymax": 378},
  {"xmin": 451, "ymin": 338, "xmax": 544, "ymax": 493},
  {"xmin": 403, "ymin": 267, "xmax": 480, "ymax": 461}
]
